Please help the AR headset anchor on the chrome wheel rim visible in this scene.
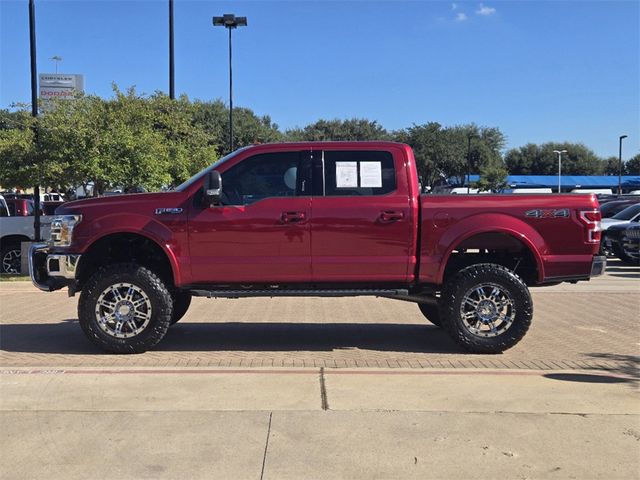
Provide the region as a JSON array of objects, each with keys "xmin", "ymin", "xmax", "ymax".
[
  {"xmin": 95, "ymin": 283, "xmax": 152, "ymax": 338},
  {"xmin": 2, "ymin": 250, "xmax": 21, "ymax": 274},
  {"xmin": 459, "ymin": 283, "xmax": 515, "ymax": 338}
]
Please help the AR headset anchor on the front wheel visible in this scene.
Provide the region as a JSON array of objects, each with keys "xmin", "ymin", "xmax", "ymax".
[
  {"xmin": 78, "ymin": 263, "xmax": 173, "ymax": 353},
  {"xmin": 440, "ymin": 263, "xmax": 533, "ymax": 354}
]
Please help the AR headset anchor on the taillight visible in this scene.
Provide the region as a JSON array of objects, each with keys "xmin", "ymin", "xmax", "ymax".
[{"xmin": 579, "ymin": 210, "xmax": 601, "ymax": 243}]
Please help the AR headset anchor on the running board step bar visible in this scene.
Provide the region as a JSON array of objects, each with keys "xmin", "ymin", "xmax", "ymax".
[{"xmin": 190, "ymin": 288, "xmax": 409, "ymax": 299}]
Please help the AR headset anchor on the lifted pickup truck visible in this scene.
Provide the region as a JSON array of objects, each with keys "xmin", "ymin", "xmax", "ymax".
[{"xmin": 29, "ymin": 142, "xmax": 605, "ymax": 354}]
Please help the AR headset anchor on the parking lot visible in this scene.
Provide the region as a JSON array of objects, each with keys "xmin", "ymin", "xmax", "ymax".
[
  {"xmin": 1, "ymin": 260, "xmax": 638, "ymax": 372},
  {"xmin": 1, "ymin": 260, "xmax": 639, "ymax": 479}
]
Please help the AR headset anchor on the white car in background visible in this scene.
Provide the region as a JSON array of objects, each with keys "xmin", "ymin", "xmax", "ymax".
[{"xmin": 0, "ymin": 194, "xmax": 51, "ymax": 274}]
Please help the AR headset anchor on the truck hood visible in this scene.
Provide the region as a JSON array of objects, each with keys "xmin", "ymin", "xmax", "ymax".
[{"xmin": 56, "ymin": 192, "xmax": 184, "ymax": 215}]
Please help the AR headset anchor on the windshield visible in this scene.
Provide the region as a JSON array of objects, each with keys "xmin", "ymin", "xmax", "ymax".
[
  {"xmin": 174, "ymin": 147, "xmax": 249, "ymax": 192},
  {"xmin": 611, "ymin": 203, "xmax": 640, "ymax": 220}
]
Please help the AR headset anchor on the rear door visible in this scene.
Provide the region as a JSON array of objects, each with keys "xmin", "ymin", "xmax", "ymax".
[{"xmin": 310, "ymin": 148, "xmax": 414, "ymax": 283}]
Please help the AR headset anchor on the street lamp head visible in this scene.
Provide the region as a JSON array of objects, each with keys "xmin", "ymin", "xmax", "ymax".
[
  {"xmin": 553, "ymin": 150, "xmax": 567, "ymax": 154},
  {"xmin": 619, "ymin": 135, "xmax": 628, "ymax": 140},
  {"xmin": 213, "ymin": 13, "xmax": 247, "ymax": 29}
]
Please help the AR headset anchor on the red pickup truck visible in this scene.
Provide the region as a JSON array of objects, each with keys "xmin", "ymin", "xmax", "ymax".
[{"xmin": 29, "ymin": 142, "xmax": 605, "ymax": 354}]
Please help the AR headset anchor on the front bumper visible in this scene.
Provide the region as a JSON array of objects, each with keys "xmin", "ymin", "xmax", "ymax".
[
  {"xmin": 590, "ymin": 255, "xmax": 607, "ymax": 277},
  {"xmin": 29, "ymin": 243, "xmax": 81, "ymax": 292}
]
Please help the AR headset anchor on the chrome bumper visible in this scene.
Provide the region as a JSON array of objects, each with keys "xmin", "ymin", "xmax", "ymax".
[{"xmin": 29, "ymin": 243, "xmax": 81, "ymax": 292}]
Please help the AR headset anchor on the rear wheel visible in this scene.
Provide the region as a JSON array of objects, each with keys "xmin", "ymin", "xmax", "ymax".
[
  {"xmin": 78, "ymin": 263, "xmax": 173, "ymax": 353},
  {"xmin": 440, "ymin": 263, "xmax": 533, "ymax": 354},
  {"xmin": 417, "ymin": 302, "xmax": 442, "ymax": 327}
]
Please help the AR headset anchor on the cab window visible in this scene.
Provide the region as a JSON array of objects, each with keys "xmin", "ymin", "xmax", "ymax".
[{"xmin": 221, "ymin": 152, "xmax": 303, "ymax": 206}]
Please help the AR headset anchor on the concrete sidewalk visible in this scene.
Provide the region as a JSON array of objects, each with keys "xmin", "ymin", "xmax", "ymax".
[{"xmin": 1, "ymin": 367, "xmax": 638, "ymax": 479}]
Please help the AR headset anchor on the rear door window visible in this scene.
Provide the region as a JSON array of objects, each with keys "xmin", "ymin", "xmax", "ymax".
[{"xmin": 322, "ymin": 150, "xmax": 396, "ymax": 196}]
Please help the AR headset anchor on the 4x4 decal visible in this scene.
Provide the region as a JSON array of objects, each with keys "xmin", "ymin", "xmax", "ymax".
[{"xmin": 525, "ymin": 208, "xmax": 570, "ymax": 218}]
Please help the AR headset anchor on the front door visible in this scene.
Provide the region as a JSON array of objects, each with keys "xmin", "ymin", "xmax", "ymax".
[{"xmin": 188, "ymin": 150, "xmax": 312, "ymax": 284}]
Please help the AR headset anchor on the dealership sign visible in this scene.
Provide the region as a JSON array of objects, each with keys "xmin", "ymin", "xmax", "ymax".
[{"xmin": 39, "ymin": 73, "xmax": 84, "ymax": 99}]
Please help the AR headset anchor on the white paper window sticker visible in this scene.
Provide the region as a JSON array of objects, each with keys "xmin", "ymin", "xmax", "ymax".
[
  {"xmin": 360, "ymin": 161, "xmax": 382, "ymax": 188},
  {"xmin": 336, "ymin": 161, "xmax": 358, "ymax": 188}
]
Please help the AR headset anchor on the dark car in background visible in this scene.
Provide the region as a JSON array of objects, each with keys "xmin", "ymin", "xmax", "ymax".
[
  {"xmin": 601, "ymin": 222, "xmax": 635, "ymax": 259},
  {"xmin": 600, "ymin": 199, "xmax": 640, "ymax": 218},
  {"xmin": 620, "ymin": 225, "xmax": 640, "ymax": 265}
]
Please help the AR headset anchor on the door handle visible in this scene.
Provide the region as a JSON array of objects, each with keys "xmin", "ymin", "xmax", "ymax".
[
  {"xmin": 281, "ymin": 211, "xmax": 306, "ymax": 223},
  {"xmin": 379, "ymin": 211, "xmax": 404, "ymax": 222}
]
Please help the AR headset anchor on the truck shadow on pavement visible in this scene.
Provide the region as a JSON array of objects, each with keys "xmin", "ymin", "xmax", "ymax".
[{"xmin": 0, "ymin": 321, "xmax": 462, "ymax": 355}]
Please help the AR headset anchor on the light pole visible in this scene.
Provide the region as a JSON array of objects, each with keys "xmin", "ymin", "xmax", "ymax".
[
  {"xmin": 553, "ymin": 149, "xmax": 567, "ymax": 193},
  {"xmin": 618, "ymin": 135, "xmax": 627, "ymax": 195},
  {"xmin": 213, "ymin": 13, "xmax": 247, "ymax": 153},
  {"xmin": 50, "ymin": 55, "xmax": 62, "ymax": 73}
]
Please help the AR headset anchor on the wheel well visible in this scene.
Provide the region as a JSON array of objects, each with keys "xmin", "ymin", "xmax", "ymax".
[
  {"xmin": 77, "ymin": 233, "xmax": 174, "ymax": 290},
  {"xmin": 443, "ymin": 232, "xmax": 539, "ymax": 285},
  {"xmin": 0, "ymin": 235, "xmax": 30, "ymax": 249}
]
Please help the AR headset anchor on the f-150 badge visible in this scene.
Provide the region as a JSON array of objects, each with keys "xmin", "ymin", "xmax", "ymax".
[
  {"xmin": 155, "ymin": 208, "xmax": 183, "ymax": 215},
  {"xmin": 525, "ymin": 208, "xmax": 570, "ymax": 218}
]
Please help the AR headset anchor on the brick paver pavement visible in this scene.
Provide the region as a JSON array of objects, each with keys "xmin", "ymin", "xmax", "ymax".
[{"xmin": 1, "ymin": 260, "xmax": 638, "ymax": 374}]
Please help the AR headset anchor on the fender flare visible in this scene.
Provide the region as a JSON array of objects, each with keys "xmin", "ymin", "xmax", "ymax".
[
  {"xmin": 78, "ymin": 213, "xmax": 182, "ymax": 285},
  {"xmin": 436, "ymin": 213, "xmax": 547, "ymax": 283}
]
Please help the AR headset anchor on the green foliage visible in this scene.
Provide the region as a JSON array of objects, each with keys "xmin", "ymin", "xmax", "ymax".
[
  {"xmin": 626, "ymin": 154, "xmax": 640, "ymax": 175},
  {"xmin": 285, "ymin": 118, "xmax": 390, "ymax": 142},
  {"xmin": 0, "ymin": 87, "xmax": 220, "ymax": 194},
  {"xmin": 0, "ymin": 88, "xmax": 634, "ymax": 195},
  {"xmin": 394, "ymin": 123, "xmax": 506, "ymax": 187},
  {"xmin": 505, "ymin": 142, "xmax": 605, "ymax": 175},
  {"xmin": 191, "ymin": 100, "xmax": 282, "ymax": 154},
  {"xmin": 0, "ymin": 109, "xmax": 39, "ymax": 189}
]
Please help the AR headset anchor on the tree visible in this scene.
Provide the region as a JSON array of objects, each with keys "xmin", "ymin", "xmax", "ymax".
[
  {"xmin": 191, "ymin": 100, "xmax": 282, "ymax": 155},
  {"xmin": 285, "ymin": 118, "xmax": 390, "ymax": 142},
  {"xmin": 626, "ymin": 154, "xmax": 640, "ymax": 175},
  {"xmin": 0, "ymin": 110, "xmax": 40, "ymax": 190},
  {"xmin": 0, "ymin": 86, "xmax": 222, "ymax": 195},
  {"xmin": 505, "ymin": 142, "xmax": 605, "ymax": 175},
  {"xmin": 475, "ymin": 157, "xmax": 509, "ymax": 192},
  {"xmin": 394, "ymin": 123, "xmax": 506, "ymax": 187}
]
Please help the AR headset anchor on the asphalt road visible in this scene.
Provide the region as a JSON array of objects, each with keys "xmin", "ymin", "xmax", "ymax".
[{"xmin": 1, "ymin": 259, "xmax": 638, "ymax": 479}]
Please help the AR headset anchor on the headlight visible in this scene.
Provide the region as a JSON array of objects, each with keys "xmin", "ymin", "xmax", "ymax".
[{"xmin": 49, "ymin": 215, "xmax": 82, "ymax": 246}]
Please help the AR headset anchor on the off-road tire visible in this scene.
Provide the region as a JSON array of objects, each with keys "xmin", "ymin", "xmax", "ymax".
[
  {"xmin": 170, "ymin": 291, "xmax": 192, "ymax": 325},
  {"xmin": 1, "ymin": 243, "xmax": 22, "ymax": 274},
  {"xmin": 78, "ymin": 263, "xmax": 173, "ymax": 353},
  {"xmin": 417, "ymin": 302, "xmax": 442, "ymax": 327},
  {"xmin": 440, "ymin": 263, "xmax": 533, "ymax": 354}
]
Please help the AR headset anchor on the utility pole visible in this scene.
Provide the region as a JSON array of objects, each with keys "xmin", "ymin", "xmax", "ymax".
[
  {"xmin": 169, "ymin": 0, "xmax": 175, "ymax": 99},
  {"xmin": 29, "ymin": 0, "xmax": 41, "ymax": 241},
  {"xmin": 618, "ymin": 135, "xmax": 627, "ymax": 195}
]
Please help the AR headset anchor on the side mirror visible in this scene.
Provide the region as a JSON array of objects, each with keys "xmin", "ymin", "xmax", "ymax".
[{"xmin": 203, "ymin": 170, "xmax": 222, "ymax": 207}]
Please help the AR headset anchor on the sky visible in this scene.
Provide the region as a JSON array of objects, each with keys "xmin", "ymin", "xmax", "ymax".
[{"xmin": 1, "ymin": 0, "xmax": 638, "ymax": 159}]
